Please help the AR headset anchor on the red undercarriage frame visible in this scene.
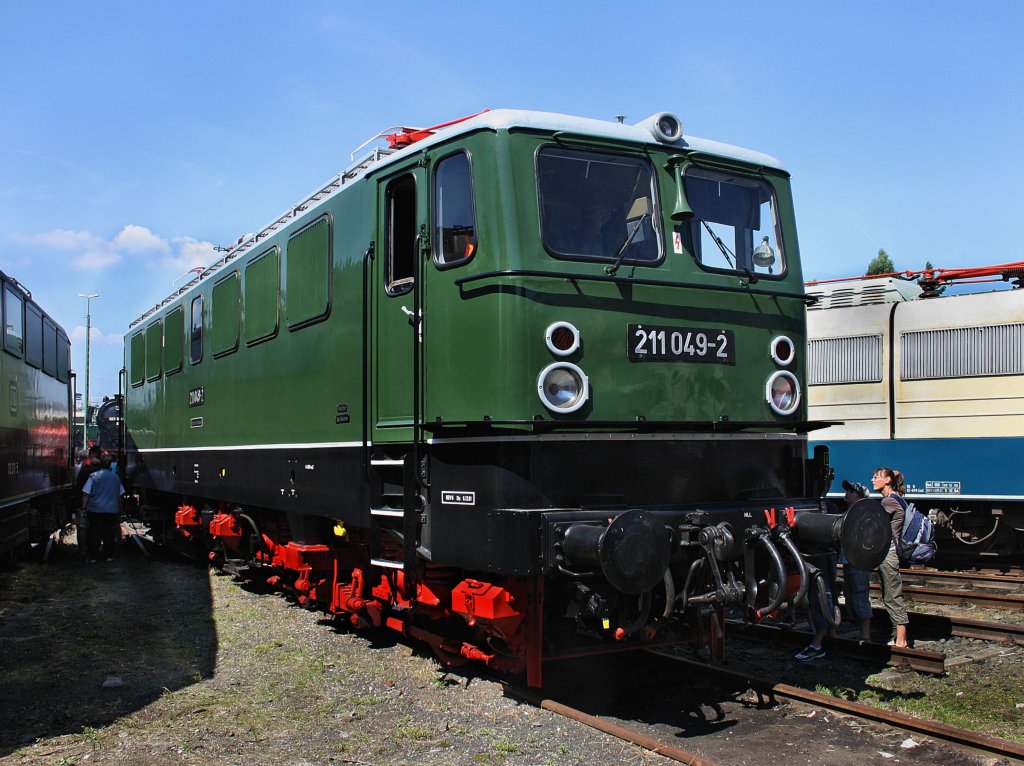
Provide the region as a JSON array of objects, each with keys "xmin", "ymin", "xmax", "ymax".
[{"xmin": 176, "ymin": 505, "xmax": 547, "ymax": 685}]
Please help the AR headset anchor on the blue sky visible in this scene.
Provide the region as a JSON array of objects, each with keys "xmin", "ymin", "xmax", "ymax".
[{"xmin": 2, "ymin": 1, "xmax": 1022, "ymax": 401}]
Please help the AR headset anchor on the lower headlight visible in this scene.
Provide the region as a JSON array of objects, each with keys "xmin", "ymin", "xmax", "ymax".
[
  {"xmin": 766, "ymin": 371, "xmax": 801, "ymax": 416},
  {"xmin": 537, "ymin": 362, "xmax": 589, "ymax": 414}
]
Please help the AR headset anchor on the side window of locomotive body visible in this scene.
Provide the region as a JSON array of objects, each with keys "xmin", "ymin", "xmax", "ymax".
[
  {"xmin": 211, "ymin": 273, "xmax": 240, "ymax": 358},
  {"xmin": 538, "ymin": 147, "xmax": 662, "ymax": 266},
  {"xmin": 433, "ymin": 152, "xmax": 477, "ymax": 268},
  {"xmin": 129, "ymin": 331, "xmax": 146, "ymax": 387},
  {"xmin": 244, "ymin": 248, "xmax": 280, "ymax": 345},
  {"xmin": 190, "ymin": 296, "xmax": 204, "ymax": 365},
  {"xmin": 385, "ymin": 173, "xmax": 417, "ymax": 295},
  {"xmin": 56, "ymin": 332, "xmax": 70, "ymax": 384},
  {"xmin": 42, "ymin": 319, "xmax": 58, "ymax": 377},
  {"xmin": 3, "ymin": 285, "xmax": 24, "ymax": 357},
  {"xmin": 683, "ymin": 166, "xmax": 785, "ymax": 278},
  {"xmin": 24, "ymin": 303, "xmax": 43, "ymax": 368},
  {"xmin": 145, "ymin": 320, "xmax": 163, "ymax": 382},
  {"xmin": 165, "ymin": 307, "xmax": 184, "ymax": 375},
  {"xmin": 286, "ymin": 217, "xmax": 330, "ymax": 329}
]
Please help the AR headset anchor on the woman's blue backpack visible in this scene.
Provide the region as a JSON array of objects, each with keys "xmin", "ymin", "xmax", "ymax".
[{"xmin": 895, "ymin": 495, "xmax": 937, "ymax": 565}]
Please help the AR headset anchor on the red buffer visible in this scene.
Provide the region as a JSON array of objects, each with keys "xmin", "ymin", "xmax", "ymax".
[
  {"xmin": 208, "ymin": 512, "xmax": 243, "ymax": 550},
  {"xmin": 174, "ymin": 504, "xmax": 202, "ymax": 541}
]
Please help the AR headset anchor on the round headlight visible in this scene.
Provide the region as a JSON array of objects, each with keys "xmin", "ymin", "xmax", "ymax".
[
  {"xmin": 766, "ymin": 371, "xmax": 801, "ymax": 416},
  {"xmin": 770, "ymin": 335, "xmax": 796, "ymax": 367},
  {"xmin": 537, "ymin": 362, "xmax": 589, "ymax": 413},
  {"xmin": 651, "ymin": 112, "xmax": 683, "ymax": 143},
  {"xmin": 545, "ymin": 321, "xmax": 580, "ymax": 356}
]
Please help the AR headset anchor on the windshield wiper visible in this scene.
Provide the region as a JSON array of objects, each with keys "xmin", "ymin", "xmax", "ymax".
[
  {"xmin": 604, "ymin": 213, "xmax": 650, "ymax": 276},
  {"xmin": 700, "ymin": 220, "xmax": 736, "ymax": 268}
]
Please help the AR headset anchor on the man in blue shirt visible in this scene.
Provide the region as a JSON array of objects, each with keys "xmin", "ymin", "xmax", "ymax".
[{"xmin": 81, "ymin": 455, "xmax": 125, "ymax": 563}]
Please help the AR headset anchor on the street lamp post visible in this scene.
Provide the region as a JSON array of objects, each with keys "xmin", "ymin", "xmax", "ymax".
[{"xmin": 78, "ymin": 293, "xmax": 99, "ymax": 451}]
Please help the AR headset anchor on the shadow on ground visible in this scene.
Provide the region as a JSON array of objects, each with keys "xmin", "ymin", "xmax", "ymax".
[{"xmin": 0, "ymin": 536, "xmax": 215, "ymax": 754}]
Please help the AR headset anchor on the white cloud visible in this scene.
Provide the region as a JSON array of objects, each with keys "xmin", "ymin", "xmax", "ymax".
[
  {"xmin": 74, "ymin": 247, "xmax": 122, "ymax": 270},
  {"xmin": 168, "ymin": 236, "xmax": 217, "ymax": 272},
  {"xmin": 113, "ymin": 224, "xmax": 171, "ymax": 256},
  {"xmin": 71, "ymin": 325, "xmax": 123, "ymax": 345},
  {"xmin": 14, "ymin": 224, "xmax": 217, "ymax": 274},
  {"xmin": 17, "ymin": 228, "xmax": 105, "ymax": 251}
]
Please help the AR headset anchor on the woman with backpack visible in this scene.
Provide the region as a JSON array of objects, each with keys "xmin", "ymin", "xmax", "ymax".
[{"xmin": 872, "ymin": 467, "xmax": 910, "ymax": 648}]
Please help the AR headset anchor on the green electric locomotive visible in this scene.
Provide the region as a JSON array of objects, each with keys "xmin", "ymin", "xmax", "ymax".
[
  {"xmin": 125, "ymin": 109, "xmax": 888, "ymax": 685},
  {"xmin": 1, "ymin": 270, "xmax": 74, "ymax": 559}
]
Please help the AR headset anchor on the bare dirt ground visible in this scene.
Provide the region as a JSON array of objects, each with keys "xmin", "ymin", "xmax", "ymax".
[{"xmin": 1, "ymin": 536, "xmax": 1021, "ymax": 766}]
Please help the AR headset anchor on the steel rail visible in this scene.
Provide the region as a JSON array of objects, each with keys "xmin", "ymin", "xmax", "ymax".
[
  {"xmin": 655, "ymin": 653, "xmax": 1024, "ymax": 761},
  {"xmin": 870, "ymin": 581, "xmax": 1024, "ymax": 611},
  {"xmin": 902, "ymin": 611, "xmax": 1024, "ymax": 645},
  {"xmin": 898, "ymin": 568, "xmax": 1024, "ymax": 587},
  {"xmin": 503, "ymin": 684, "xmax": 717, "ymax": 766}
]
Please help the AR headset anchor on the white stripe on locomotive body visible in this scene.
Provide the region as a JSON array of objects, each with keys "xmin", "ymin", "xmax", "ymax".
[
  {"xmin": 137, "ymin": 442, "xmax": 364, "ymax": 453},
  {"xmin": 138, "ymin": 432, "xmax": 806, "ymax": 453}
]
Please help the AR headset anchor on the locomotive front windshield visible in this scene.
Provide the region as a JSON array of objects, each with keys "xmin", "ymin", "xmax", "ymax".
[
  {"xmin": 684, "ymin": 166, "xmax": 785, "ymax": 278},
  {"xmin": 538, "ymin": 147, "xmax": 662, "ymax": 265}
]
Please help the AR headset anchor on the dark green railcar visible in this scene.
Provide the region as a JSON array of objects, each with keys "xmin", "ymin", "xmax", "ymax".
[
  {"xmin": 0, "ymin": 270, "xmax": 74, "ymax": 559},
  {"xmin": 124, "ymin": 110, "xmax": 888, "ymax": 685}
]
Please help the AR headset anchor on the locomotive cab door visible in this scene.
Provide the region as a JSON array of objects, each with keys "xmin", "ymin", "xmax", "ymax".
[{"xmin": 372, "ymin": 166, "xmax": 427, "ymax": 442}]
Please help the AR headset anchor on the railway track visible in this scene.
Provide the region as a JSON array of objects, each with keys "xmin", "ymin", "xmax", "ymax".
[
  {"xmin": 507, "ymin": 639, "xmax": 1024, "ymax": 766},
  {"xmin": 838, "ymin": 567, "xmax": 1024, "ymax": 611},
  {"xmin": 504, "ymin": 683, "xmax": 716, "ymax": 766},
  {"xmin": 652, "ymin": 652, "xmax": 1024, "ymax": 763},
  {"xmin": 731, "ymin": 608, "xmax": 1023, "ymax": 676},
  {"xmin": 900, "ymin": 566, "xmax": 1024, "ymax": 586}
]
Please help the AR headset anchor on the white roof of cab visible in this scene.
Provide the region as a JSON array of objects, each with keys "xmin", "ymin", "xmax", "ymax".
[{"xmin": 386, "ymin": 108, "xmax": 787, "ymax": 173}]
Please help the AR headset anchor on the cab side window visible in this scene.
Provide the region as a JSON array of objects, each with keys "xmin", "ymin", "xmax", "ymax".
[
  {"xmin": 385, "ymin": 174, "xmax": 417, "ymax": 295},
  {"xmin": 190, "ymin": 296, "xmax": 204, "ymax": 365},
  {"xmin": 433, "ymin": 152, "xmax": 477, "ymax": 268}
]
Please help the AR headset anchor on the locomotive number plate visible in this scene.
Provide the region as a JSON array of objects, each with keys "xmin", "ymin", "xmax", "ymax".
[{"xmin": 627, "ymin": 324, "xmax": 735, "ymax": 364}]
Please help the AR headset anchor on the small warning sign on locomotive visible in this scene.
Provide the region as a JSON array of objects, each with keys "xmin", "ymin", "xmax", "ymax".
[{"xmin": 442, "ymin": 491, "xmax": 476, "ymax": 506}]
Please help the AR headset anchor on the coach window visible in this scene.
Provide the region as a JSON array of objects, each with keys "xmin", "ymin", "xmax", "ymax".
[
  {"xmin": 130, "ymin": 331, "xmax": 146, "ymax": 387},
  {"xmin": 386, "ymin": 174, "xmax": 417, "ymax": 295},
  {"xmin": 56, "ymin": 331, "xmax": 70, "ymax": 384},
  {"xmin": 25, "ymin": 303, "xmax": 43, "ymax": 369},
  {"xmin": 190, "ymin": 295, "xmax": 204, "ymax": 364},
  {"xmin": 286, "ymin": 217, "xmax": 330, "ymax": 329},
  {"xmin": 3, "ymin": 284, "xmax": 24, "ymax": 357},
  {"xmin": 244, "ymin": 248, "xmax": 280, "ymax": 345},
  {"xmin": 145, "ymin": 320, "xmax": 163, "ymax": 382},
  {"xmin": 433, "ymin": 152, "xmax": 477, "ymax": 268},
  {"xmin": 43, "ymin": 319, "xmax": 58, "ymax": 377},
  {"xmin": 165, "ymin": 306, "xmax": 184, "ymax": 374},
  {"xmin": 212, "ymin": 272, "xmax": 240, "ymax": 358},
  {"xmin": 683, "ymin": 165, "xmax": 786, "ymax": 279}
]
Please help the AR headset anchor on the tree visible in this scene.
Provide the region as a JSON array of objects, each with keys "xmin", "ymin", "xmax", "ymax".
[{"xmin": 866, "ymin": 248, "xmax": 895, "ymax": 275}]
